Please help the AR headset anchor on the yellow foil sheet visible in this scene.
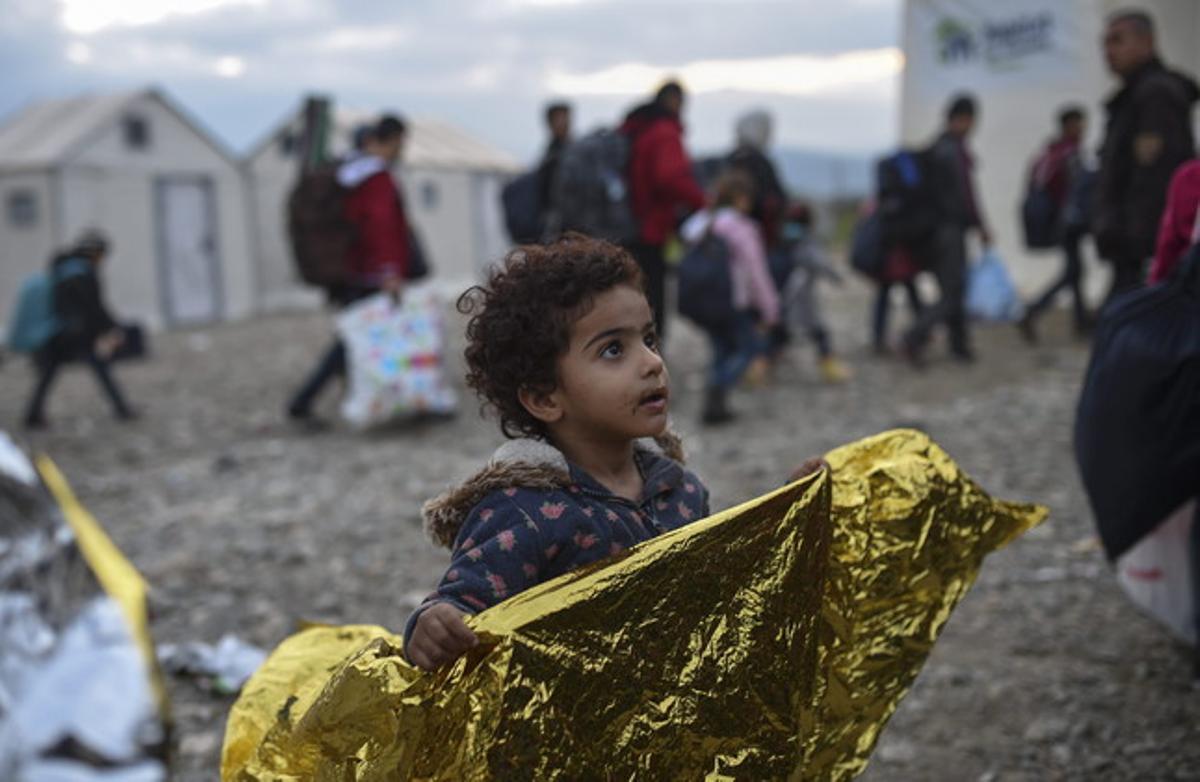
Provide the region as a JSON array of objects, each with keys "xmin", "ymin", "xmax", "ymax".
[{"xmin": 222, "ymin": 429, "xmax": 1045, "ymax": 780}]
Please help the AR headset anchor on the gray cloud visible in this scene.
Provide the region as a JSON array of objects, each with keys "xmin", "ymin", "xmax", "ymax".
[{"xmin": 0, "ymin": 0, "xmax": 901, "ymax": 161}]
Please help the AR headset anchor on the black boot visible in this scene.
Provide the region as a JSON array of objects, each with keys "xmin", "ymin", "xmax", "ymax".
[{"xmin": 701, "ymin": 386, "xmax": 735, "ymax": 426}]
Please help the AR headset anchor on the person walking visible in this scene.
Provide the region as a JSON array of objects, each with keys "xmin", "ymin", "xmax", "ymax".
[
  {"xmin": 537, "ymin": 101, "xmax": 572, "ymax": 224},
  {"xmin": 680, "ymin": 170, "xmax": 779, "ymax": 424},
  {"xmin": 620, "ymin": 81, "xmax": 707, "ymax": 341},
  {"xmin": 1018, "ymin": 107, "xmax": 1094, "ymax": 342},
  {"xmin": 1093, "ymin": 9, "xmax": 1198, "ymax": 302},
  {"xmin": 286, "ymin": 114, "xmax": 412, "ymax": 423},
  {"xmin": 902, "ymin": 93, "xmax": 991, "ymax": 366},
  {"xmin": 726, "ymin": 109, "xmax": 788, "ymax": 251},
  {"xmin": 22, "ymin": 230, "xmax": 136, "ymax": 429}
]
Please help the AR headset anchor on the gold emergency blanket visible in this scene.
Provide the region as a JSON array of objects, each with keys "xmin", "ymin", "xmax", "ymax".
[{"xmin": 222, "ymin": 429, "xmax": 1046, "ymax": 780}]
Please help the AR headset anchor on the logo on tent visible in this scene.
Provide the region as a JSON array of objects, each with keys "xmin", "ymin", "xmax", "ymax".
[
  {"xmin": 936, "ymin": 13, "xmax": 1056, "ymax": 68},
  {"xmin": 936, "ymin": 18, "xmax": 976, "ymax": 64}
]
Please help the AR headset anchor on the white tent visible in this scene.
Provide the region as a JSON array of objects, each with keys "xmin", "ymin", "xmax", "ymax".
[
  {"xmin": 0, "ymin": 88, "xmax": 255, "ymax": 332},
  {"xmin": 899, "ymin": 0, "xmax": 1200, "ymax": 294},
  {"xmin": 244, "ymin": 105, "xmax": 520, "ymax": 313}
]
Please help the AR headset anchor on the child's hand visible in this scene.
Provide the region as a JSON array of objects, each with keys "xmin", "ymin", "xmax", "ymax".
[
  {"xmin": 787, "ymin": 456, "xmax": 829, "ymax": 484},
  {"xmin": 407, "ymin": 602, "xmax": 478, "ymax": 671}
]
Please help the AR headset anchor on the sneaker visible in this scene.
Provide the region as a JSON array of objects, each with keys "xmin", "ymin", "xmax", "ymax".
[
  {"xmin": 700, "ymin": 387, "xmax": 736, "ymax": 426},
  {"xmin": 287, "ymin": 406, "xmax": 330, "ymax": 432},
  {"xmin": 743, "ymin": 356, "xmax": 770, "ymax": 388},
  {"xmin": 22, "ymin": 415, "xmax": 48, "ymax": 431},
  {"xmin": 818, "ymin": 356, "xmax": 853, "ymax": 384},
  {"xmin": 900, "ymin": 333, "xmax": 927, "ymax": 370},
  {"xmin": 950, "ymin": 346, "xmax": 977, "ymax": 364}
]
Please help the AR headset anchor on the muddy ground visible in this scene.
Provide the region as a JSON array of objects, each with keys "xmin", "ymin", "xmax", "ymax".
[{"xmin": 2, "ymin": 279, "xmax": 1197, "ymax": 781}]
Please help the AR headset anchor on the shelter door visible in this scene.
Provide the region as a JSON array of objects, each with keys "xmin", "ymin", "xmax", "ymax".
[{"xmin": 157, "ymin": 177, "xmax": 222, "ymax": 326}]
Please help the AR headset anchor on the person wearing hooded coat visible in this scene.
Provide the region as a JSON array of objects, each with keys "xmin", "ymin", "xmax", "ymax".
[
  {"xmin": 1093, "ymin": 10, "xmax": 1199, "ymax": 301},
  {"xmin": 22, "ymin": 230, "xmax": 136, "ymax": 429},
  {"xmin": 619, "ymin": 81, "xmax": 707, "ymax": 341},
  {"xmin": 726, "ymin": 110, "xmax": 788, "ymax": 252}
]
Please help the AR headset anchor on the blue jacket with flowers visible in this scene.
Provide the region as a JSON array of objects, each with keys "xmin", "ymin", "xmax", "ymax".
[{"xmin": 405, "ymin": 434, "xmax": 710, "ymax": 646}]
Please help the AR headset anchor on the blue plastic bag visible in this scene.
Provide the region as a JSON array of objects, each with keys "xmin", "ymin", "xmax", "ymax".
[{"xmin": 966, "ymin": 249, "xmax": 1021, "ymax": 322}]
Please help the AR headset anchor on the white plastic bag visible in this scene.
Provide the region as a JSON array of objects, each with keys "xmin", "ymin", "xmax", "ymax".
[
  {"xmin": 336, "ymin": 288, "xmax": 457, "ymax": 429},
  {"xmin": 966, "ymin": 248, "xmax": 1022, "ymax": 322},
  {"xmin": 1116, "ymin": 500, "xmax": 1196, "ymax": 644}
]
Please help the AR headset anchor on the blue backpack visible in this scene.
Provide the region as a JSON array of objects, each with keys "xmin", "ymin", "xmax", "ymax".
[
  {"xmin": 677, "ymin": 230, "xmax": 736, "ymax": 333},
  {"xmin": 7, "ymin": 258, "xmax": 90, "ymax": 353}
]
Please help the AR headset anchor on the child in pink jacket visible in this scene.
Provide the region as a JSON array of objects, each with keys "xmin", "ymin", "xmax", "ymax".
[{"xmin": 681, "ymin": 170, "xmax": 779, "ymax": 425}]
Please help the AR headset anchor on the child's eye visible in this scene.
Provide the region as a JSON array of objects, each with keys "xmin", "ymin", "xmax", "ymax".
[
  {"xmin": 600, "ymin": 340, "xmax": 623, "ymax": 358},
  {"xmin": 643, "ymin": 332, "xmax": 659, "ymax": 352}
]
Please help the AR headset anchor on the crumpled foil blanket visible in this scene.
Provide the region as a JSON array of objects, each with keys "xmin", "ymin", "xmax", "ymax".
[{"xmin": 222, "ymin": 429, "xmax": 1046, "ymax": 780}]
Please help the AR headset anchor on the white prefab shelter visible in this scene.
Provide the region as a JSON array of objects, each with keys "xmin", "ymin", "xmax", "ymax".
[
  {"xmin": 900, "ymin": 0, "xmax": 1200, "ymax": 293},
  {"xmin": 0, "ymin": 88, "xmax": 255, "ymax": 332},
  {"xmin": 245, "ymin": 107, "xmax": 520, "ymax": 312}
]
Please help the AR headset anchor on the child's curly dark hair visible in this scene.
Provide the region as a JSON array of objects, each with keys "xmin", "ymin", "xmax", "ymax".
[{"xmin": 457, "ymin": 233, "xmax": 644, "ymax": 439}]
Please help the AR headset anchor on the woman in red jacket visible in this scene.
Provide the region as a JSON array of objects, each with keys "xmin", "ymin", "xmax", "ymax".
[{"xmin": 620, "ymin": 82, "xmax": 707, "ymax": 341}]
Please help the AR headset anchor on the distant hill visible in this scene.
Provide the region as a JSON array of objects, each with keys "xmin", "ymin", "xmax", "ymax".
[
  {"xmin": 695, "ymin": 146, "xmax": 876, "ymax": 201},
  {"xmin": 773, "ymin": 146, "xmax": 875, "ymax": 200}
]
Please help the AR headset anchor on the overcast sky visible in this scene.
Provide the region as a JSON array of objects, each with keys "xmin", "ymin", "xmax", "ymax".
[{"xmin": 0, "ymin": 0, "xmax": 902, "ymax": 163}]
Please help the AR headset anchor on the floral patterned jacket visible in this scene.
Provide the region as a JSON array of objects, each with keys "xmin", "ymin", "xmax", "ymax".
[{"xmin": 404, "ymin": 433, "xmax": 710, "ymax": 649}]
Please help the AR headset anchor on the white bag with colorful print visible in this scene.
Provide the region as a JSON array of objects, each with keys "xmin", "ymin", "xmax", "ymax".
[{"xmin": 336, "ymin": 288, "xmax": 457, "ymax": 428}]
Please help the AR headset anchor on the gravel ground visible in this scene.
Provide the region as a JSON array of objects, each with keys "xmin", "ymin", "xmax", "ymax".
[{"xmin": 2, "ymin": 278, "xmax": 1197, "ymax": 781}]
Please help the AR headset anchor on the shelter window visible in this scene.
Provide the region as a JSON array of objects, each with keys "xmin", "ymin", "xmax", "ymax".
[
  {"xmin": 6, "ymin": 190, "xmax": 38, "ymax": 228},
  {"xmin": 123, "ymin": 114, "xmax": 150, "ymax": 150},
  {"xmin": 279, "ymin": 131, "xmax": 297, "ymax": 157},
  {"xmin": 420, "ymin": 180, "xmax": 439, "ymax": 211}
]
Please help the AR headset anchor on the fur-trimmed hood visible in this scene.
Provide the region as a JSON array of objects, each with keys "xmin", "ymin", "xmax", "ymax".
[{"xmin": 422, "ymin": 431, "xmax": 685, "ymax": 549}]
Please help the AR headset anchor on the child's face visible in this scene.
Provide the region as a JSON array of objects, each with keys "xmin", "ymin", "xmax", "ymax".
[{"xmin": 541, "ymin": 285, "xmax": 670, "ymax": 443}]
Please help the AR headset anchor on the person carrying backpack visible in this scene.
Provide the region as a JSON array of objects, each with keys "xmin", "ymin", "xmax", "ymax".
[
  {"xmin": 620, "ymin": 81, "xmax": 707, "ymax": 341},
  {"xmin": 1018, "ymin": 106, "xmax": 1095, "ymax": 342},
  {"xmin": 286, "ymin": 114, "xmax": 413, "ymax": 424},
  {"xmin": 679, "ymin": 171, "xmax": 778, "ymax": 425},
  {"xmin": 902, "ymin": 94, "xmax": 992, "ymax": 366},
  {"xmin": 21, "ymin": 230, "xmax": 136, "ymax": 429}
]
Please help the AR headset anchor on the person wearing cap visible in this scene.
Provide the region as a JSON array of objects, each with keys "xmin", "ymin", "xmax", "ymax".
[{"xmin": 22, "ymin": 230, "xmax": 136, "ymax": 429}]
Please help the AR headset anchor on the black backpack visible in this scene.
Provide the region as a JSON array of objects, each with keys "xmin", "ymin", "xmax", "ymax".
[
  {"xmin": 677, "ymin": 229, "xmax": 736, "ymax": 333},
  {"xmin": 287, "ymin": 163, "xmax": 354, "ymax": 288},
  {"xmin": 551, "ymin": 128, "xmax": 637, "ymax": 243},
  {"xmin": 1074, "ymin": 241, "xmax": 1200, "ymax": 560},
  {"xmin": 849, "ymin": 211, "xmax": 887, "ymax": 280},
  {"xmin": 501, "ymin": 170, "xmax": 545, "ymax": 244},
  {"xmin": 1020, "ymin": 149, "xmax": 1064, "ymax": 250},
  {"xmin": 875, "ymin": 149, "xmax": 939, "ymax": 247}
]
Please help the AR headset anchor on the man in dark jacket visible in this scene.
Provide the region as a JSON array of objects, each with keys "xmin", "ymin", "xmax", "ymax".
[
  {"xmin": 620, "ymin": 82, "xmax": 707, "ymax": 339},
  {"xmin": 286, "ymin": 114, "xmax": 412, "ymax": 423},
  {"xmin": 23, "ymin": 230, "xmax": 136, "ymax": 429},
  {"xmin": 904, "ymin": 93, "xmax": 991, "ymax": 365},
  {"xmin": 536, "ymin": 101, "xmax": 571, "ymax": 221},
  {"xmin": 1094, "ymin": 9, "xmax": 1199, "ymax": 301}
]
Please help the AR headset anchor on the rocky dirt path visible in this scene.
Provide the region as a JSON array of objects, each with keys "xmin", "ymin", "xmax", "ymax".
[{"xmin": 2, "ymin": 283, "xmax": 1196, "ymax": 781}]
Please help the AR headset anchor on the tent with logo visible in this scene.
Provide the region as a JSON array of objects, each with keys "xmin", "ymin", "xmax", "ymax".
[{"xmin": 898, "ymin": 0, "xmax": 1200, "ymax": 296}]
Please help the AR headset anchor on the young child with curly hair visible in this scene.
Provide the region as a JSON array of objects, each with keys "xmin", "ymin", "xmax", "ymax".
[{"xmin": 404, "ymin": 234, "xmax": 707, "ymax": 670}]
